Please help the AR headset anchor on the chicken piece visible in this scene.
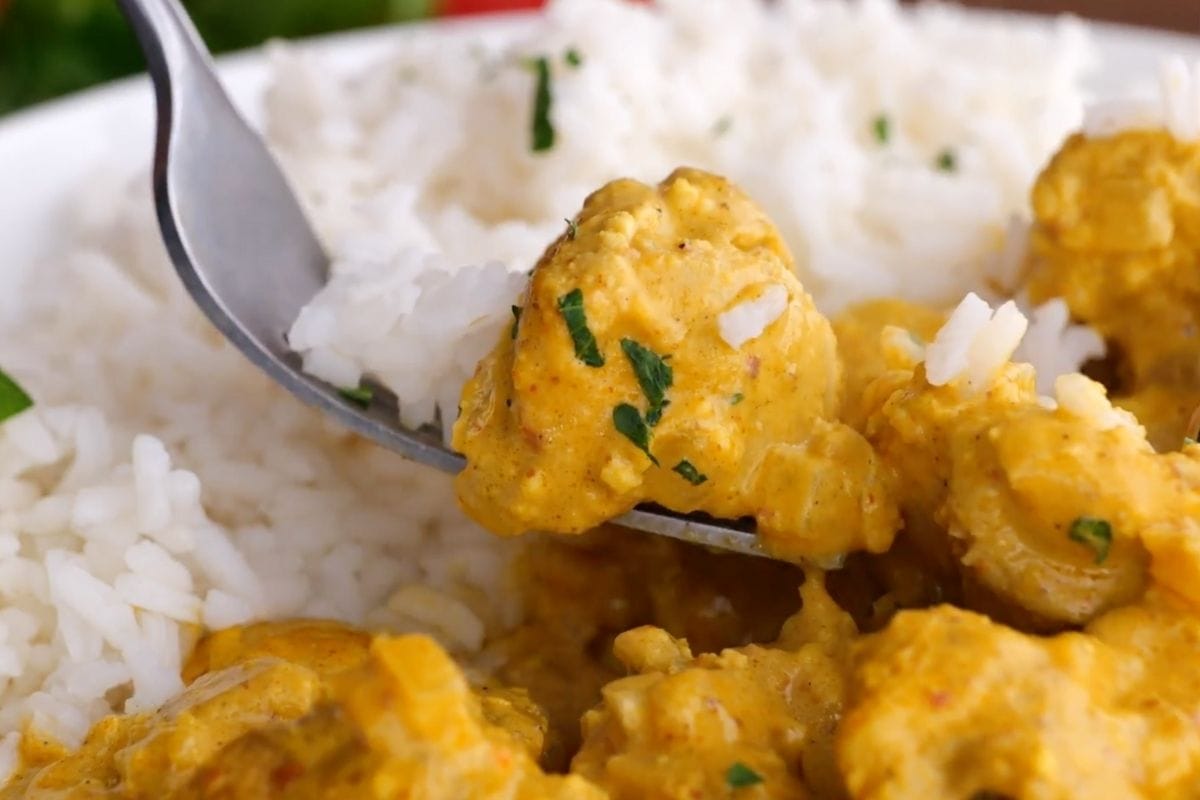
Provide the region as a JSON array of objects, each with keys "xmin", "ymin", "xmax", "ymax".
[
  {"xmin": 453, "ymin": 168, "xmax": 897, "ymax": 561},
  {"xmin": 2, "ymin": 659, "xmax": 327, "ymax": 799},
  {"xmin": 181, "ymin": 619, "xmax": 373, "ymax": 684},
  {"xmin": 832, "ymin": 299, "xmax": 945, "ymax": 430},
  {"xmin": 476, "ymin": 687, "xmax": 551, "ymax": 765},
  {"xmin": 1024, "ymin": 130, "xmax": 1200, "ymax": 450},
  {"xmin": 838, "ymin": 596, "xmax": 1200, "ymax": 800},
  {"xmin": 488, "ymin": 527, "xmax": 806, "ymax": 769},
  {"xmin": 572, "ymin": 575, "xmax": 856, "ymax": 800},
  {"xmin": 865, "ymin": 350, "xmax": 1200, "ymax": 629},
  {"xmin": 3, "ymin": 626, "xmax": 582, "ymax": 800},
  {"xmin": 180, "ymin": 635, "xmax": 600, "ymax": 800}
]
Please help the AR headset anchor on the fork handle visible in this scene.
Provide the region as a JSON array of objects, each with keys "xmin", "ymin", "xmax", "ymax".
[
  {"xmin": 115, "ymin": 0, "xmax": 222, "ymax": 186},
  {"xmin": 116, "ymin": 0, "xmax": 213, "ymax": 80}
]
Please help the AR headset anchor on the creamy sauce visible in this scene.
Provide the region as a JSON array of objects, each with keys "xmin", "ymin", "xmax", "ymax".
[{"xmin": 9, "ymin": 131, "xmax": 1200, "ymax": 799}]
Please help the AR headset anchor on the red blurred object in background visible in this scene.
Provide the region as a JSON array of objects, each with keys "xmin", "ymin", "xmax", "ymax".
[
  {"xmin": 439, "ymin": 0, "xmax": 546, "ymax": 16},
  {"xmin": 437, "ymin": 0, "xmax": 1195, "ymax": 32},
  {"xmin": 440, "ymin": 0, "xmax": 652, "ymax": 14}
]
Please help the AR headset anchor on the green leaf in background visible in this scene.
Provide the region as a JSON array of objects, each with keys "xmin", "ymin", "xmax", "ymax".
[
  {"xmin": 0, "ymin": 0, "xmax": 434, "ymax": 115},
  {"xmin": 0, "ymin": 368, "xmax": 33, "ymax": 422}
]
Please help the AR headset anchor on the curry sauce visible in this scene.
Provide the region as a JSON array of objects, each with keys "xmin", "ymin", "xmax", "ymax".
[{"xmin": 7, "ymin": 129, "xmax": 1200, "ymax": 799}]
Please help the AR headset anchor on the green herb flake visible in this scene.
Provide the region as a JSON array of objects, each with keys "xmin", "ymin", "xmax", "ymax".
[
  {"xmin": 530, "ymin": 56, "xmax": 555, "ymax": 153},
  {"xmin": 1185, "ymin": 436, "xmax": 1197, "ymax": 447},
  {"xmin": 0, "ymin": 369, "xmax": 33, "ymax": 423},
  {"xmin": 713, "ymin": 115, "xmax": 733, "ymax": 137},
  {"xmin": 673, "ymin": 459, "xmax": 708, "ymax": 485},
  {"xmin": 935, "ymin": 148, "xmax": 957, "ymax": 172},
  {"xmin": 872, "ymin": 113, "xmax": 890, "ymax": 144},
  {"xmin": 613, "ymin": 403, "xmax": 658, "ymax": 465},
  {"xmin": 620, "ymin": 338, "xmax": 673, "ymax": 426},
  {"xmin": 510, "ymin": 305, "xmax": 522, "ymax": 339},
  {"xmin": 1068, "ymin": 516, "xmax": 1112, "ymax": 565},
  {"xmin": 558, "ymin": 289, "xmax": 605, "ymax": 367},
  {"xmin": 338, "ymin": 385, "xmax": 373, "ymax": 407},
  {"xmin": 725, "ymin": 762, "xmax": 763, "ymax": 789},
  {"xmin": 730, "ymin": 392, "xmax": 745, "ymax": 406},
  {"xmin": 564, "ymin": 48, "xmax": 583, "ymax": 68},
  {"xmin": 565, "ymin": 218, "xmax": 578, "ymax": 240}
]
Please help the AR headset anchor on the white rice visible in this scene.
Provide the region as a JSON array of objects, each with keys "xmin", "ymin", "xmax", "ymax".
[
  {"xmin": 1014, "ymin": 298, "xmax": 1106, "ymax": 395},
  {"xmin": 285, "ymin": 0, "xmax": 1090, "ymax": 429},
  {"xmin": 923, "ymin": 293, "xmax": 1106, "ymax": 397},
  {"xmin": 1083, "ymin": 55, "xmax": 1200, "ymax": 139},
  {"xmin": 924, "ymin": 292, "xmax": 1028, "ymax": 391},
  {"xmin": 0, "ymin": 168, "xmax": 522, "ymax": 749},
  {"xmin": 718, "ymin": 284, "xmax": 790, "ymax": 349},
  {"xmin": 0, "ymin": 0, "xmax": 1101, "ymax": 771},
  {"xmin": 1054, "ymin": 373, "xmax": 1144, "ymax": 434},
  {"xmin": 289, "ymin": 252, "xmax": 528, "ymax": 436}
]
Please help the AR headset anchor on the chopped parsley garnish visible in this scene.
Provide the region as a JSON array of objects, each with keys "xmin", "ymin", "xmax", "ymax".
[
  {"xmin": 510, "ymin": 305, "xmax": 522, "ymax": 339},
  {"xmin": 713, "ymin": 115, "xmax": 733, "ymax": 137},
  {"xmin": 620, "ymin": 338, "xmax": 673, "ymax": 426},
  {"xmin": 558, "ymin": 289, "xmax": 605, "ymax": 367},
  {"xmin": 565, "ymin": 217, "xmax": 578, "ymax": 240},
  {"xmin": 730, "ymin": 392, "xmax": 745, "ymax": 406},
  {"xmin": 725, "ymin": 762, "xmax": 763, "ymax": 789},
  {"xmin": 673, "ymin": 459, "xmax": 708, "ymax": 485},
  {"xmin": 564, "ymin": 48, "xmax": 583, "ymax": 68},
  {"xmin": 613, "ymin": 403, "xmax": 657, "ymax": 465},
  {"xmin": 0, "ymin": 369, "xmax": 32, "ymax": 423},
  {"xmin": 1068, "ymin": 516, "xmax": 1112, "ymax": 564},
  {"xmin": 935, "ymin": 148, "xmax": 957, "ymax": 172},
  {"xmin": 872, "ymin": 113, "xmax": 890, "ymax": 144},
  {"xmin": 338, "ymin": 385, "xmax": 373, "ymax": 407},
  {"xmin": 530, "ymin": 56, "xmax": 555, "ymax": 152}
]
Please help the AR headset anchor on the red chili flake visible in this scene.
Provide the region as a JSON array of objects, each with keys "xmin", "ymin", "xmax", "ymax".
[
  {"xmin": 746, "ymin": 355, "xmax": 761, "ymax": 378},
  {"xmin": 927, "ymin": 690, "xmax": 951, "ymax": 709},
  {"xmin": 271, "ymin": 760, "xmax": 305, "ymax": 789},
  {"xmin": 198, "ymin": 768, "xmax": 222, "ymax": 790}
]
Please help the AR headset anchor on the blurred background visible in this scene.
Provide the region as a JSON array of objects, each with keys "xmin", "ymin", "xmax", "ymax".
[{"xmin": 0, "ymin": 0, "xmax": 1196, "ymax": 116}]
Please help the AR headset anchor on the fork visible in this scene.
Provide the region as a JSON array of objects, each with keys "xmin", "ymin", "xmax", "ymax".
[{"xmin": 114, "ymin": 0, "xmax": 766, "ymax": 559}]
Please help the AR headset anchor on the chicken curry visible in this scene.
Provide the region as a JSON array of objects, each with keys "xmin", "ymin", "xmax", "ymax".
[{"xmin": 5, "ymin": 129, "xmax": 1200, "ymax": 799}]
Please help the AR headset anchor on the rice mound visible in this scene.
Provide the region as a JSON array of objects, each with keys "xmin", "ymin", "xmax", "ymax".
[
  {"xmin": 0, "ymin": 0, "xmax": 1095, "ymax": 775},
  {"xmin": 0, "ymin": 171, "xmax": 521, "ymax": 760},
  {"xmin": 284, "ymin": 0, "xmax": 1091, "ymax": 429}
]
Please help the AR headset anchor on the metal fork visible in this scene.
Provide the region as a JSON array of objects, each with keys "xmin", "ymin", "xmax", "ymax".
[{"xmin": 114, "ymin": 0, "xmax": 766, "ymax": 559}]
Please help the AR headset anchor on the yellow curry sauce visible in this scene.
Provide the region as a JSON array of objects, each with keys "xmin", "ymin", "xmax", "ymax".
[
  {"xmin": 4, "ymin": 621, "xmax": 599, "ymax": 799},
  {"xmin": 452, "ymin": 168, "xmax": 898, "ymax": 562},
  {"xmin": 1025, "ymin": 130, "xmax": 1200, "ymax": 452},
  {"xmin": 7, "ymin": 130, "xmax": 1200, "ymax": 799}
]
